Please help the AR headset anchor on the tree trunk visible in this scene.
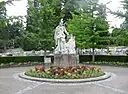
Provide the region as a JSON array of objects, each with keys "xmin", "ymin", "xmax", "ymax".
[
  {"xmin": 3, "ymin": 40, "xmax": 7, "ymax": 51},
  {"xmin": 92, "ymin": 47, "xmax": 95, "ymax": 63},
  {"xmin": 44, "ymin": 50, "xmax": 47, "ymax": 63}
]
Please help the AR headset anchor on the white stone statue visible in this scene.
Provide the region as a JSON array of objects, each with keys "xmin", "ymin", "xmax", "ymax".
[
  {"xmin": 54, "ymin": 19, "xmax": 69, "ymax": 53},
  {"xmin": 66, "ymin": 34, "xmax": 76, "ymax": 54},
  {"xmin": 54, "ymin": 19, "xmax": 76, "ymax": 54},
  {"xmin": 54, "ymin": 19, "xmax": 69, "ymax": 45}
]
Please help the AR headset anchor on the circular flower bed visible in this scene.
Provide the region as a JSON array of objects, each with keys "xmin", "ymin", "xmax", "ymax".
[{"xmin": 25, "ymin": 65, "xmax": 105, "ymax": 79}]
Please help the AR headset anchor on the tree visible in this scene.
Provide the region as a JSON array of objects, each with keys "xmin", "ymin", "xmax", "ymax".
[
  {"xmin": 0, "ymin": 0, "xmax": 13, "ymax": 51},
  {"xmin": 111, "ymin": 28, "xmax": 128, "ymax": 46},
  {"xmin": 61, "ymin": 0, "xmax": 80, "ymax": 22},
  {"xmin": 24, "ymin": 0, "xmax": 61, "ymax": 55},
  {"xmin": 66, "ymin": 0, "xmax": 109, "ymax": 62},
  {"xmin": 0, "ymin": 0, "xmax": 23, "ymax": 51},
  {"xmin": 118, "ymin": 0, "xmax": 128, "ymax": 29},
  {"xmin": 110, "ymin": 0, "xmax": 128, "ymax": 29},
  {"xmin": 7, "ymin": 17, "xmax": 24, "ymax": 48},
  {"xmin": 110, "ymin": 0, "xmax": 128, "ymax": 46}
]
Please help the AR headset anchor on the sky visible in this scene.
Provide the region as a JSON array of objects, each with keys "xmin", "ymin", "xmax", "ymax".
[
  {"xmin": 99, "ymin": 0, "xmax": 124, "ymax": 29},
  {"xmin": 6, "ymin": 0, "xmax": 124, "ymax": 29},
  {"xmin": 6, "ymin": 0, "xmax": 27, "ymax": 16}
]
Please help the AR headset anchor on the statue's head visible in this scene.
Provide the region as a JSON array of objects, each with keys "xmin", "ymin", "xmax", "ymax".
[{"xmin": 59, "ymin": 19, "xmax": 64, "ymax": 26}]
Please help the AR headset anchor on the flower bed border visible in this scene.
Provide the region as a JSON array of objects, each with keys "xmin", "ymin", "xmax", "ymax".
[{"xmin": 19, "ymin": 72, "xmax": 111, "ymax": 83}]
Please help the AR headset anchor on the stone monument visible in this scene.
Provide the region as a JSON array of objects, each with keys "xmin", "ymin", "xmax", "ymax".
[{"xmin": 54, "ymin": 19, "xmax": 76, "ymax": 67}]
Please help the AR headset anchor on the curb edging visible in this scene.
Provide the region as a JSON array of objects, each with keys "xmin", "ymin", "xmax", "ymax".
[{"xmin": 19, "ymin": 72, "xmax": 111, "ymax": 83}]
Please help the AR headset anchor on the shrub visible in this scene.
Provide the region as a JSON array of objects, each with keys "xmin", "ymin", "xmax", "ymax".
[{"xmin": 79, "ymin": 55, "xmax": 128, "ymax": 62}]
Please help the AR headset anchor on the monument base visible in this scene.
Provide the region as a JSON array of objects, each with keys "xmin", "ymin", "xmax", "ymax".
[{"xmin": 54, "ymin": 54, "xmax": 77, "ymax": 67}]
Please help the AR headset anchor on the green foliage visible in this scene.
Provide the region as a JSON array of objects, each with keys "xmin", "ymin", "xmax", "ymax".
[
  {"xmin": 0, "ymin": 55, "xmax": 128, "ymax": 68},
  {"xmin": 0, "ymin": 62, "xmax": 42, "ymax": 68},
  {"xmin": 84, "ymin": 61, "xmax": 128, "ymax": 67},
  {"xmin": 66, "ymin": 7, "xmax": 109, "ymax": 49},
  {"xmin": 61, "ymin": 0, "xmax": 80, "ymax": 22},
  {"xmin": 0, "ymin": 1, "xmax": 23, "ymax": 50},
  {"xmin": 111, "ymin": 28, "xmax": 128, "ymax": 46},
  {"xmin": 0, "ymin": 56, "xmax": 44, "ymax": 64},
  {"xmin": 111, "ymin": 0, "xmax": 128, "ymax": 29},
  {"xmin": 0, "ymin": 1, "xmax": 9, "ymax": 50},
  {"xmin": 25, "ymin": 0, "xmax": 60, "ymax": 51},
  {"xmin": 0, "ymin": 1, "xmax": 7, "ymax": 28},
  {"xmin": 18, "ymin": 32, "xmax": 39, "ymax": 50},
  {"xmin": 66, "ymin": 1, "xmax": 109, "ymax": 62},
  {"xmin": 79, "ymin": 55, "xmax": 128, "ymax": 62},
  {"xmin": 108, "ymin": 0, "xmax": 128, "ymax": 46},
  {"xmin": 66, "ymin": 13, "xmax": 91, "ymax": 48}
]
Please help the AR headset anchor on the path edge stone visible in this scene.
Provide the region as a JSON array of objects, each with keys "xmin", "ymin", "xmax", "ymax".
[{"xmin": 19, "ymin": 72, "xmax": 111, "ymax": 83}]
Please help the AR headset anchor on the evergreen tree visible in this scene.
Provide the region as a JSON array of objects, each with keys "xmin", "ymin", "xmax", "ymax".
[
  {"xmin": 111, "ymin": 28, "xmax": 128, "ymax": 46},
  {"xmin": 0, "ymin": 0, "xmax": 13, "ymax": 51},
  {"xmin": 24, "ymin": 0, "xmax": 60, "ymax": 53},
  {"xmin": 61, "ymin": 0, "xmax": 80, "ymax": 22},
  {"xmin": 120, "ymin": 0, "xmax": 128, "ymax": 29},
  {"xmin": 110, "ymin": 0, "xmax": 128, "ymax": 46},
  {"xmin": 66, "ymin": 0, "xmax": 109, "ymax": 62}
]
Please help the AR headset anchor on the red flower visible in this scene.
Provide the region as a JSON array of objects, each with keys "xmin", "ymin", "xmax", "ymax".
[{"xmin": 35, "ymin": 65, "xmax": 45, "ymax": 71}]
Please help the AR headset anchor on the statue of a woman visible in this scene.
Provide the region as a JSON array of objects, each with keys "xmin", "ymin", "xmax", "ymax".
[{"xmin": 54, "ymin": 19, "xmax": 69, "ymax": 53}]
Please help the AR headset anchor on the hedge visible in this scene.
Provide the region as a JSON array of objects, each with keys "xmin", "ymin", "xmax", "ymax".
[
  {"xmin": 0, "ymin": 55, "xmax": 128, "ymax": 64},
  {"xmin": 79, "ymin": 55, "xmax": 128, "ymax": 62},
  {"xmin": 0, "ymin": 56, "xmax": 54, "ymax": 64}
]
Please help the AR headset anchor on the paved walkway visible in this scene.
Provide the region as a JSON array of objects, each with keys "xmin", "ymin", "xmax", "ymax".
[{"xmin": 0, "ymin": 66, "xmax": 128, "ymax": 94}]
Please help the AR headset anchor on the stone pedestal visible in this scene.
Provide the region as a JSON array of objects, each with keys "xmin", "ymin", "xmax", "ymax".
[{"xmin": 54, "ymin": 54, "xmax": 76, "ymax": 67}]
